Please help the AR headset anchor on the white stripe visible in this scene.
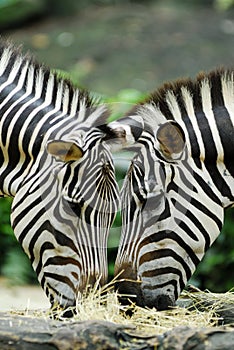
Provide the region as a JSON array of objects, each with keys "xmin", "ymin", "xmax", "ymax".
[
  {"xmin": 47, "ymin": 81, "xmax": 66, "ymax": 125},
  {"xmin": 70, "ymin": 89, "xmax": 79, "ymax": 117},
  {"xmin": 62, "ymin": 85, "xmax": 70, "ymax": 114},
  {"xmin": 0, "ymin": 56, "xmax": 23, "ymax": 94},
  {"xmin": 221, "ymin": 72, "xmax": 234, "ymax": 127},
  {"xmin": 0, "ymin": 60, "xmax": 29, "ymax": 110},
  {"xmin": 201, "ymin": 79, "xmax": 224, "ymax": 162},
  {"xmin": 166, "ymin": 90, "xmax": 182, "ymax": 121},
  {"xmin": 35, "ymin": 68, "xmax": 44, "ymax": 97},
  {"xmin": 0, "ymin": 47, "xmax": 12, "ymax": 76},
  {"xmin": 0, "ymin": 65, "xmax": 35, "ymax": 188},
  {"xmin": 139, "ymin": 103, "xmax": 167, "ymax": 127}
]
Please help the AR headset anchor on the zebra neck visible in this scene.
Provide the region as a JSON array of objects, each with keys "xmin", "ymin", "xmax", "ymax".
[{"xmin": 0, "ymin": 43, "xmax": 89, "ymax": 197}]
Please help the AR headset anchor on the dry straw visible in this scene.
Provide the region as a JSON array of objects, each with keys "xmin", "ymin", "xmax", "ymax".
[
  {"xmin": 55, "ymin": 278, "xmax": 227, "ymax": 335},
  {"xmin": 16, "ymin": 278, "xmax": 234, "ymax": 335}
]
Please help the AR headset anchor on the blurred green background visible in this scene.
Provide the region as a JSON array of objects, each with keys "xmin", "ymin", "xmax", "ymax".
[{"xmin": 0, "ymin": 0, "xmax": 234, "ymax": 293}]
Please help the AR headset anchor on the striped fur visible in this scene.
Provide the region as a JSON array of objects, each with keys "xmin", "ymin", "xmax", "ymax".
[
  {"xmin": 110, "ymin": 69, "xmax": 234, "ymax": 310},
  {"xmin": 0, "ymin": 40, "xmax": 119, "ymax": 312}
]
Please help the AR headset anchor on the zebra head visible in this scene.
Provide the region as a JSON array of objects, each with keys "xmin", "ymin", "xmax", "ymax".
[
  {"xmin": 11, "ymin": 101, "xmax": 120, "ymax": 312},
  {"xmin": 109, "ymin": 71, "xmax": 234, "ymax": 310},
  {"xmin": 0, "ymin": 39, "xmax": 122, "ymax": 313},
  {"xmin": 44, "ymin": 109, "xmax": 120, "ymax": 308}
]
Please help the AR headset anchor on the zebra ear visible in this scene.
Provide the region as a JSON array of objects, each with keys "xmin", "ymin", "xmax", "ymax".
[
  {"xmin": 156, "ymin": 121, "xmax": 185, "ymax": 159},
  {"xmin": 108, "ymin": 116, "xmax": 144, "ymax": 151},
  {"xmin": 47, "ymin": 141, "xmax": 83, "ymax": 162}
]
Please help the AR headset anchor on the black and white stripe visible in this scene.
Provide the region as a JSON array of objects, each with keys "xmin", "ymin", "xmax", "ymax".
[
  {"xmin": 110, "ymin": 69, "xmax": 234, "ymax": 310},
  {"xmin": 0, "ymin": 40, "xmax": 119, "ymax": 311}
]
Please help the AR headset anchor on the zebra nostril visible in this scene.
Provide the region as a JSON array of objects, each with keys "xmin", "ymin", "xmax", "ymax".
[
  {"xmin": 115, "ymin": 280, "xmax": 144, "ymax": 307},
  {"xmin": 154, "ymin": 294, "xmax": 174, "ymax": 311}
]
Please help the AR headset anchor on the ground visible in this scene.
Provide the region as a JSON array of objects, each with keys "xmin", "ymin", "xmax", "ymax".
[{"xmin": 0, "ymin": 278, "xmax": 49, "ymax": 311}]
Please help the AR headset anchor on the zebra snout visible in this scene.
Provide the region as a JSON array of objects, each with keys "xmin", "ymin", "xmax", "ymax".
[
  {"xmin": 115, "ymin": 280, "xmax": 175, "ymax": 310},
  {"xmin": 115, "ymin": 279, "xmax": 144, "ymax": 307},
  {"xmin": 153, "ymin": 294, "xmax": 175, "ymax": 310},
  {"xmin": 114, "ymin": 263, "xmax": 145, "ymax": 306},
  {"xmin": 142, "ymin": 290, "xmax": 175, "ymax": 310},
  {"xmin": 114, "ymin": 265, "xmax": 173, "ymax": 310}
]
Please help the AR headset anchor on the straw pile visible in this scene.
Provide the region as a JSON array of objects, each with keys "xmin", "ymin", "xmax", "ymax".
[
  {"xmin": 41, "ymin": 280, "xmax": 234, "ymax": 335},
  {"xmin": 13, "ymin": 277, "xmax": 233, "ymax": 336},
  {"xmin": 6, "ymin": 282, "xmax": 233, "ymax": 349}
]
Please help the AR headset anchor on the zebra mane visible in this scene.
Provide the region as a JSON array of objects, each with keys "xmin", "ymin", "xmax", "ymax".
[
  {"xmin": 136, "ymin": 68, "xmax": 234, "ymax": 131},
  {"xmin": 0, "ymin": 38, "xmax": 109, "ymax": 128}
]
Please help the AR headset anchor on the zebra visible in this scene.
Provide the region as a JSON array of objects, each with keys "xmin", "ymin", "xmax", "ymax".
[
  {"xmin": 110, "ymin": 68, "xmax": 234, "ymax": 310},
  {"xmin": 0, "ymin": 39, "xmax": 119, "ymax": 314}
]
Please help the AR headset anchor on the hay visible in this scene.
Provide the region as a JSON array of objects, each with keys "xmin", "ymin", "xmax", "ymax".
[
  {"xmin": 12, "ymin": 280, "xmax": 234, "ymax": 335},
  {"xmin": 72, "ymin": 293, "xmax": 219, "ymax": 335},
  {"xmin": 58, "ymin": 280, "xmax": 226, "ymax": 335}
]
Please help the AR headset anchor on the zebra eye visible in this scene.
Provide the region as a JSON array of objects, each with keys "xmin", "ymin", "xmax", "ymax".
[{"xmin": 65, "ymin": 198, "xmax": 84, "ymax": 217}]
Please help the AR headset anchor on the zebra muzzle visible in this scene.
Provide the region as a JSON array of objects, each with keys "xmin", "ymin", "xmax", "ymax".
[{"xmin": 151, "ymin": 294, "xmax": 175, "ymax": 310}]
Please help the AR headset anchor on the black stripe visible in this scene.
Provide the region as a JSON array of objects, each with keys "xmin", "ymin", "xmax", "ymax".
[
  {"xmin": 197, "ymin": 110, "xmax": 218, "ymax": 161},
  {"xmin": 174, "ymin": 218, "xmax": 199, "ymax": 242},
  {"xmin": 184, "ymin": 114, "xmax": 202, "ymax": 169},
  {"xmin": 35, "ymin": 242, "xmax": 54, "ymax": 276},
  {"xmin": 13, "ymin": 199, "xmax": 46, "ymax": 235},
  {"xmin": 142, "ymin": 266, "xmax": 185, "ymax": 292},
  {"xmin": 45, "ymin": 276, "xmax": 76, "ymax": 297},
  {"xmin": 191, "ymin": 197, "xmax": 223, "ymax": 230},
  {"xmin": 30, "ymin": 221, "xmax": 79, "ymax": 269},
  {"xmin": 171, "ymin": 198, "xmax": 221, "ymax": 251},
  {"xmin": 139, "ymin": 248, "xmax": 192, "ymax": 280},
  {"xmin": 168, "ymin": 183, "xmax": 223, "ymax": 247},
  {"xmin": 183, "ymin": 162, "xmax": 222, "ymax": 206},
  {"xmin": 44, "ymin": 256, "xmax": 81, "ymax": 269},
  {"xmin": 139, "ymin": 230, "xmax": 200, "ymax": 267},
  {"xmin": 142, "ymin": 279, "xmax": 179, "ymax": 300},
  {"xmin": 177, "ymin": 166, "xmax": 197, "ymax": 193},
  {"xmin": 213, "ymin": 105, "xmax": 234, "ymax": 182}
]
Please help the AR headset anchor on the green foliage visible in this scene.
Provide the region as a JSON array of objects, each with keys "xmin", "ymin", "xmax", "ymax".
[
  {"xmin": 0, "ymin": 0, "xmax": 234, "ymax": 32},
  {"xmin": 106, "ymin": 89, "xmax": 147, "ymax": 122},
  {"xmin": 215, "ymin": 0, "xmax": 234, "ymax": 11},
  {"xmin": 0, "ymin": 0, "xmax": 46, "ymax": 29},
  {"xmin": 1, "ymin": 246, "xmax": 37, "ymax": 285},
  {"xmin": 0, "ymin": 198, "xmax": 14, "ymax": 269},
  {"xmin": 0, "ymin": 198, "xmax": 37, "ymax": 284}
]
